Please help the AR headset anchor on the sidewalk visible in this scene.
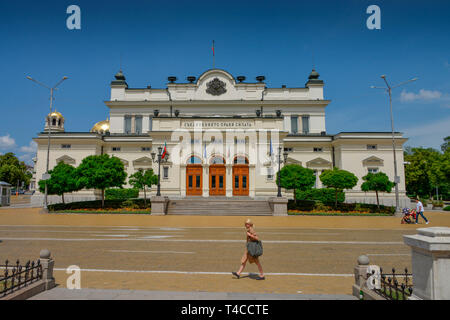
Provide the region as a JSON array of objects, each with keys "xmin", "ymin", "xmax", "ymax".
[{"xmin": 29, "ymin": 287, "xmax": 356, "ymax": 300}]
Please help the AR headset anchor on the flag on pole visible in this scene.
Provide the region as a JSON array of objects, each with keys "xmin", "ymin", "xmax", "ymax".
[
  {"xmin": 162, "ymin": 141, "xmax": 167, "ymax": 159},
  {"xmin": 212, "ymin": 40, "xmax": 215, "ymax": 56},
  {"xmin": 269, "ymin": 137, "xmax": 273, "ymax": 156}
]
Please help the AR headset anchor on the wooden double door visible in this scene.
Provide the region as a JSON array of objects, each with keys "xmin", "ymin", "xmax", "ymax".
[
  {"xmin": 209, "ymin": 165, "xmax": 226, "ymax": 196},
  {"xmin": 232, "ymin": 165, "xmax": 249, "ymax": 196},
  {"xmin": 186, "ymin": 165, "xmax": 202, "ymax": 196}
]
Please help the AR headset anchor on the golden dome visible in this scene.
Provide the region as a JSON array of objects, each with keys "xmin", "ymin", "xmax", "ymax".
[
  {"xmin": 91, "ymin": 119, "xmax": 110, "ymax": 133},
  {"xmin": 48, "ymin": 111, "xmax": 64, "ymax": 120}
]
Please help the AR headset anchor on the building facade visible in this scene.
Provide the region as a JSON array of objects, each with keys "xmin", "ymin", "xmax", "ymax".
[{"xmin": 31, "ymin": 68, "xmax": 409, "ymax": 207}]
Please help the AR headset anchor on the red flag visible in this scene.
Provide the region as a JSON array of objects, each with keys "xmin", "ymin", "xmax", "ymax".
[
  {"xmin": 162, "ymin": 141, "xmax": 167, "ymax": 159},
  {"xmin": 212, "ymin": 40, "xmax": 215, "ymax": 56}
]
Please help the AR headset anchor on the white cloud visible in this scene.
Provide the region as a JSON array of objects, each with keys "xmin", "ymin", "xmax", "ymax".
[
  {"xmin": 20, "ymin": 141, "xmax": 37, "ymax": 153},
  {"xmin": 402, "ymin": 116, "xmax": 450, "ymax": 149},
  {"xmin": 400, "ymin": 89, "xmax": 443, "ymax": 102},
  {"xmin": 0, "ymin": 134, "xmax": 16, "ymax": 149}
]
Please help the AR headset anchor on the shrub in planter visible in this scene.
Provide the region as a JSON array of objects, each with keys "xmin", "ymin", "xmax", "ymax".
[
  {"xmin": 296, "ymin": 188, "xmax": 345, "ymax": 203},
  {"xmin": 105, "ymin": 188, "xmax": 139, "ymax": 200},
  {"xmin": 432, "ymin": 200, "xmax": 444, "ymax": 208},
  {"xmin": 443, "ymin": 205, "xmax": 450, "ymax": 211},
  {"xmin": 288, "ymin": 199, "xmax": 316, "ymax": 211}
]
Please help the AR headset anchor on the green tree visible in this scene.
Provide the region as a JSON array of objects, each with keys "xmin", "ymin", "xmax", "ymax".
[
  {"xmin": 320, "ymin": 167, "xmax": 358, "ymax": 207},
  {"xmin": 0, "ymin": 152, "xmax": 31, "ymax": 188},
  {"xmin": 77, "ymin": 154, "xmax": 127, "ymax": 207},
  {"xmin": 38, "ymin": 162, "xmax": 79, "ymax": 203},
  {"xmin": 361, "ymin": 172, "xmax": 394, "ymax": 208},
  {"xmin": 404, "ymin": 147, "xmax": 439, "ymax": 198},
  {"xmin": 276, "ymin": 164, "xmax": 315, "ymax": 200},
  {"xmin": 441, "ymin": 136, "xmax": 450, "ymax": 153},
  {"xmin": 128, "ymin": 169, "xmax": 157, "ymax": 206}
]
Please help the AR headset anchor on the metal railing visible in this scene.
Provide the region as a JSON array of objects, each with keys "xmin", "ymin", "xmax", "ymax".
[
  {"xmin": 1, "ymin": 259, "xmax": 43, "ymax": 297},
  {"xmin": 370, "ymin": 267, "xmax": 413, "ymax": 300}
]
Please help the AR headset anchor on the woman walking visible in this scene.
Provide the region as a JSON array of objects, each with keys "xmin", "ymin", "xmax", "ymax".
[{"xmin": 232, "ymin": 219, "xmax": 265, "ymax": 280}]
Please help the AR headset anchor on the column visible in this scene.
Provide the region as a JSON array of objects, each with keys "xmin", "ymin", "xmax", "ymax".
[
  {"xmin": 202, "ymin": 164, "xmax": 209, "ymax": 197},
  {"xmin": 226, "ymin": 164, "xmax": 233, "ymax": 197}
]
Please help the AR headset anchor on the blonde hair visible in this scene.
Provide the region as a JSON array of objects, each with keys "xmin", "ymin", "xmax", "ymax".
[{"xmin": 245, "ymin": 218, "xmax": 254, "ymax": 227}]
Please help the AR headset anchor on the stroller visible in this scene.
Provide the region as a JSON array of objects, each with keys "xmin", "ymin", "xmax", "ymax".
[{"xmin": 401, "ymin": 208, "xmax": 416, "ymax": 224}]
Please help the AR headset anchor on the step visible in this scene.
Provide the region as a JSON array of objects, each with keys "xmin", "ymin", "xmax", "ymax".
[{"xmin": 166, "ymin": 199, "xmax": 273, "ymax": 216}]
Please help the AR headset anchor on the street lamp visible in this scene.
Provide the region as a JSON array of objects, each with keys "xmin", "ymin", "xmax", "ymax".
[
  {"xmin": 371, "ymin": 75, "xmax": 418, "ymax": 213},
  {"xmin": 277, "ymin": 147, "xmax": 289, "ymax": 197},
  {"xmin": 26, "ymin": 75, "xmax": 68, "ymax": 210},
  {"xmin": 151, "ymin": 146, "xmax": 169, "ymax": 197}
]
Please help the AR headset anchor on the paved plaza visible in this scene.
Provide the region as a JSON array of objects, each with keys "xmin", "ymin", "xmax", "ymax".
[{"xmin": 0, "ymin": 208, "xmax": 449, "ymax": 298}]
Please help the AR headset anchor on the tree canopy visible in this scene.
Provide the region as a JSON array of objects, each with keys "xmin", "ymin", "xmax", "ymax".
[
  {"xmin": 404, "ymin": 142, "xmax": 449, "ymax": 200},
  {"xmin": 38, "ymin": 162, "xmax": 78, "ymax": 203},
  {"xmin": 0, "ymin": 152, "xmax": 31, "ymax": 188},
  {"xmin": 77, "ymin": 154, "xmax": 127, "ymax": 207},
  {"xmin": 361, "ymin": 172, "xmax": 394, "ymax": 207},
  {"xmin": 129, "ymin": 169, "xmax": 157, "ymax": 205},
  {"xmin": 320, "ymin": 167, "xmax": 358, "ymax": 206},
  {"xmin": 276, "ymin": 164, "xmax": 315, "ymax": 200}
]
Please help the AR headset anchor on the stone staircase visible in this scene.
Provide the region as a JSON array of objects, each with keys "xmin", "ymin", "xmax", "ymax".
[{"xmin": 166, "ymin": 197, "xmax": 273, "ymax": 215}]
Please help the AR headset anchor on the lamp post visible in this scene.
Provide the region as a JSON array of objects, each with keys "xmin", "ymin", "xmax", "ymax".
[
  {"xmin": 277, "ymin": 146, "xmax": 289, "ymax": 197},
  {"xmin": 26, "ymin": 75, "xmax": 68, "ymax": 210},
  {"xmin": 371, "ymin": 75, "xmax": 418, "ymax": 213},
  {"xmin": 151, "ymin": 146, "xmax": 168, "ymax": 197}
]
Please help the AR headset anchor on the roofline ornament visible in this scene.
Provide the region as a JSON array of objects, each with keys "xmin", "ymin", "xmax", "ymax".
[{"xmin": 206, "ymin": 78, "xmax": 227, "ymax": 96}]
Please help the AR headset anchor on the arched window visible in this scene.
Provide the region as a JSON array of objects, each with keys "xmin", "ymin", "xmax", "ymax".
[
  {"xmin": 58, "ymin": 119, "xmax": 61, "ymax": 126},
  {"xmin": 210, "ymin": 156, "xmax": 225, "ymax": 165},
  {"xmin": 233, "ymin": 156, "xmax": 249, "ymax": 164},
  {"xmin": 188, "ymin": 156, "xmax": 202, "ymax": 164},
  {"xmin": 52, "ymin": 118, "xmax": 56, "ymax": 126}
]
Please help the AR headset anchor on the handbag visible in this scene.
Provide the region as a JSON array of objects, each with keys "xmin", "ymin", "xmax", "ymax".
[{"xmin": 247, "ymin": 240, "xmax": 263, "ymax": 258}]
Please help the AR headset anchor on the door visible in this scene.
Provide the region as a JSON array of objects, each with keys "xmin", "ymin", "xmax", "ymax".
[
  {"xmin": 232, "ymin": 165, "xmax": 249, "ymax": 196},
  {"xmin": 186, "ymin": 165, "xmax": 202, "ymax": 196},
  {"xmin": 209, "ymin": 165, "xmax": 226, "ymax": 196}
]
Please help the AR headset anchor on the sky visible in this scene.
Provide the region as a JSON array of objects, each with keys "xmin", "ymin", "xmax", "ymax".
[{"xmin": 0, "ymin": 0, "xmax": 449, "ymax": 164}]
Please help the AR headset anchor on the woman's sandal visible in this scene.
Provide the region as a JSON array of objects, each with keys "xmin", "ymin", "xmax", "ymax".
[{"xmin": 232, "ymin": 272, "xmax": 240, "ymax": 279}]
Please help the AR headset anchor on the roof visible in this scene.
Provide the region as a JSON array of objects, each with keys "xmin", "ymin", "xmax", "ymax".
[{"xmin": 0, "ymin": 181, "xmax": 11, "ymax": 186}]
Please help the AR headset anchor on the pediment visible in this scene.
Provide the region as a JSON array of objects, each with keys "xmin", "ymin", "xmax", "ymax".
[
  {"xmin": 362, "ymin": 156, "xmax": 384, "ymax": 166},
  {"xmin": 133, "ymin": 156, "xmax": 153, "ymax": 166},
  {"xmin": 56, "ymin": 155, "xmax": 76, "ymax": 165},
  {"xmin": 285, "ymin": 157, "xmax": 302, "ymax": 165},
  {"xmin": 306, "ymin": 157, "xmax": 332, "ymax": 168}
]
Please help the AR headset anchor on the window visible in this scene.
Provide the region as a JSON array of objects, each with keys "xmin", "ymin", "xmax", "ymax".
[
  {"xmin": 61, "ymin": 144, "xmax": 71, "ymax": 149},
  {"xmin": 149, "ymin": 116, "xmax": 153, "ymax": 131},
  {"xmin": 188, "ymin": 156, "xmax": 202, "ymax": 164},
  {"xmin": 367, "ymin": 144, "xmax": 377, "ymax": 150},
  {"xmin": 291, "ymin": 116, "xmax": 298, "ymax": 134},
  {"xmin": 302, "ymin": 115, "xmax": 310, "ymax": 134},
  {"xmin": 163, "ymin": 167, "xmax": 169, "ymax": 179},
  {"xmin": 141, "ymin": 147, "xmax": 151, "ymax": 152},
  {"xmin": 112, "ymin": 147, "xmax": 121, "ymax": 152},
  {"xmin": 368, "ymin": 168, "xmax": 379, "ymax": 174},
  {"xmin": 267, "ymin": 167, "xmax": 274, "ymax": 180},
  {"xmin": 135, "ymin": 115, "xmax": 143, "ymax": 134},
  {"xmin": 124, "ymin": 115, "xmax": 132, "ymax": 134},
  {"xmin": 313, "ymin": 147, "xmax": 323, "ymax": 152},
  {"xmin": 284, "ymin": 147, "xmax": 293, "ymax": 152}
]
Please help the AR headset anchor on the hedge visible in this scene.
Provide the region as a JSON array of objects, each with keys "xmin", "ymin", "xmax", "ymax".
[
  {"xmin": 444, "ymin": 206, "xmax": 450, "ymax": 211},
  {"xmin": 296, "ymin": 188, "xmax": 345, "ymax": 203},
  {"xmin": 48, "ymin": 198, "xmax": 150, "ymax": 211},
  {"xmin": 288, "ymin": 199, "xmax": 395, "ymax": 214},
  {"xmin": 105, "ymin": 188, "xmax": 139, "ymax": 200}
]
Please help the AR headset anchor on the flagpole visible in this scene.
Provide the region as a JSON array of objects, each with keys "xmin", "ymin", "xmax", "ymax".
[{"xmin": 212, "ymin": 40, "xmax": 215, "ymax": 69}]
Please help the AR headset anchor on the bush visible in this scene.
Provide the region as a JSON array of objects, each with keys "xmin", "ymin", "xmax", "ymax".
[
  {"xmin": 48, "ymin": 198, "xmax": 150, "ymax": 211},
  {"xmin": 432, "ymin": 200, "xmax": 444, "ymax": 207},
  {"xmin": 296, "ymin": 188, "xmax": 345, "ymax": 203},
  {"xmin": 444, "ymin": 206, "xmax": 450, "ymax": 211},
  {"xmin": 105, "ymin": 188, "xmax": 139, "ymax": 200},
  {"xmin": 288, "ymin": 199, "xmax": 395, "ymax": 214}
]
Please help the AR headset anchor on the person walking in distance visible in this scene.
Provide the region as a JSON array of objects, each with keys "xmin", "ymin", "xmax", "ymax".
[
  {"xmin": 415, "ymin": 199, "xmax": 429, "ymax": 224},
  {"xmin": 232, "ymin": 219, "xmax": 265, "ymax": 280}
]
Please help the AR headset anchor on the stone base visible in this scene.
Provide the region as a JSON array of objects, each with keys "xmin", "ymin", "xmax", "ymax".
[
  {"xmin": 150, "ymin": 196, "xmax": 169, "ymax": 215},
  {"xmin": 269, "ymin": 197, "xmax": 288, "ymax": 216}
]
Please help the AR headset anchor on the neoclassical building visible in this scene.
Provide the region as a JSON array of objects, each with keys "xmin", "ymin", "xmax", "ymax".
[{"xmin": 31, "ymin": 68, "xmax": 409, "ymax": 207}]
